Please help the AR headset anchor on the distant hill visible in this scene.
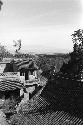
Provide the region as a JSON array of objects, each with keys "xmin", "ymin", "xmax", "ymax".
[{"xmin": 37, "ymin": 53, "xmax": 70, "ymax": 58}]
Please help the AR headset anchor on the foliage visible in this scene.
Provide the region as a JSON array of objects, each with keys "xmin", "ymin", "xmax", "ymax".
[
  {"xmin": 72, "ymin": 29, "xmax": 83, "ymax": 52},
  {"xmin": 71, "ymin": 29, "xmax": 83, "ymax": 67},
  {"xmin": 0, "ymin": 44, "xmax": 13, "ymax": 60},
  {"xmin": 71, "ymin": 29, "xmax": 83, "ymax": 60},
  {"xmin": 60, "ymin": 29, "xmax": 83, "ymax": 77},
  {"xmin": 36, "ymin": 54, "xmax": 70, "ymax": 79},
  {"xmin": 0, "ymin": 0, "xmax": 3, "ymax": 10}
]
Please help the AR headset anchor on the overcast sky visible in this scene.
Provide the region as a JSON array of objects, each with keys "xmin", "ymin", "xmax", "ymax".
[{"xmin": 0, "ymin": 0, "xmax": 82, "ymax": 53}]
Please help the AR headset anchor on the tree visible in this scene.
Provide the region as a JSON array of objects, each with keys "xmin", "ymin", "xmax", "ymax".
[
  {"xmin": 72, "ymin": 29, "xmax": 83, "ymax": 53},
  {"xmin": 71, "ymin": 29, "xmax": 83, "ymax": 62},
  {"xmin": 0, "ymin": 44, "xmax": 12, "ymax": 60},
  {"xmin": 60, "ymin": 29, "xmax": 83, "ymax": 77},
  {"xmin": 0, "ymin": 0, "xmax": 3, "ymax": 10},
  {"xmin": 63, "ymin": 29, "xmax": 83, "ymax": 77}
]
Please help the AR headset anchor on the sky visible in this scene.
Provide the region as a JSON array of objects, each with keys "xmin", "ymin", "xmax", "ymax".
[{"xmin": 0, "ymin": 0, "xmax": 83, "ymax": 54}]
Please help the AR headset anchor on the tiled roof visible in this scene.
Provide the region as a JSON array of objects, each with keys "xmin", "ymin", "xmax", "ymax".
[
  {"xmin": 0, "ymin": 79, "xmax": 23, "ymax": 91},
  {"xmin": 14, "ymin": 59, "xmax": 38, "ymax": 70}
]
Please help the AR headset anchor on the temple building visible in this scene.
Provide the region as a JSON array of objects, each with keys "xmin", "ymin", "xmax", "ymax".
[{"xmin": 0, "ymin": 58, "xmax": 43, "ymax": 104}]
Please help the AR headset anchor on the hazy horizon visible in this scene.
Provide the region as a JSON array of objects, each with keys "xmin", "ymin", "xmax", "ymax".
[{"xmin": 0, "ymin": 0, "xmax": 83, "ymax": 54}]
